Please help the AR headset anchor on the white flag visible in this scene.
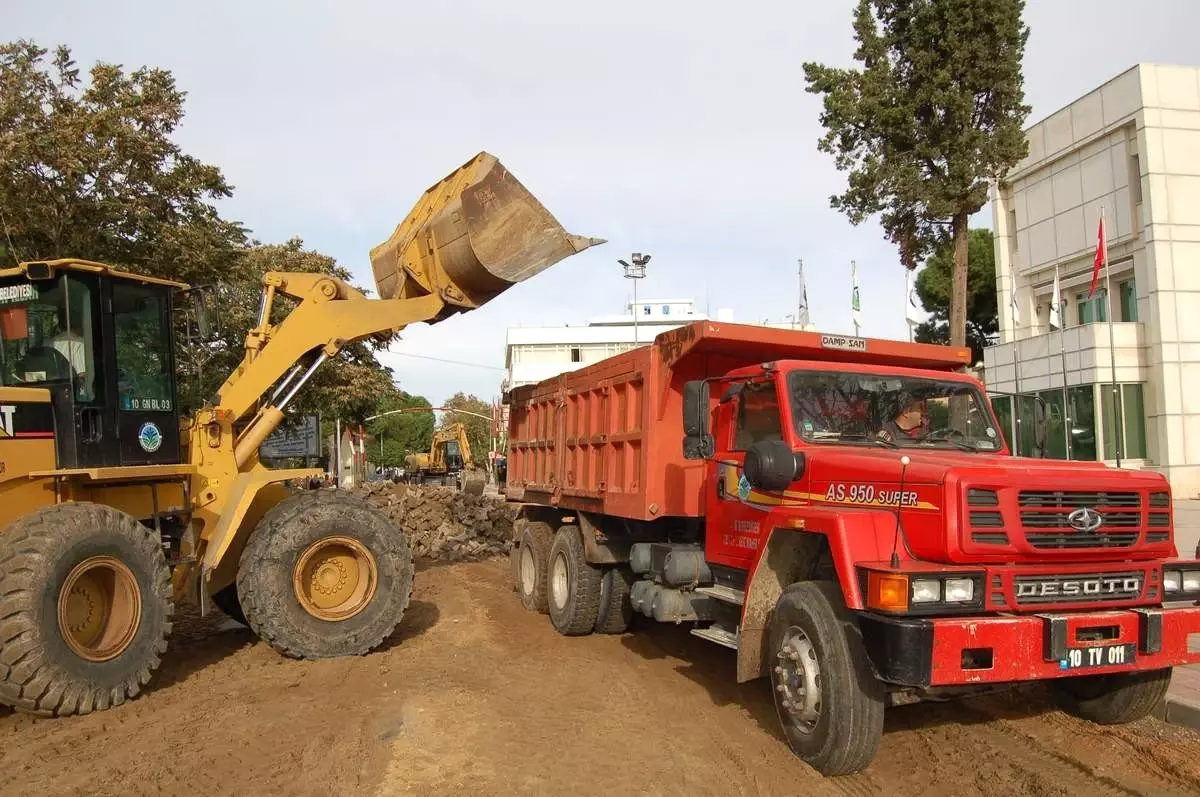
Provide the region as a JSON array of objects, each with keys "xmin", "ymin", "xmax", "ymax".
[
  {"xmin": 905, "ymin": 271, "xmax": 922, "ymax": 328},
  {"xmin": 1049, "ymin": 266, "xmax": 1062, "ymax": 330},
  {"xmin": 851, "ymin": 261, "xmax": 862, "ymax": 330},
  {"xmin": 1009, "ymin": 268, "xmax": 1020, "ymax": 327},
  {"xmin": 797, "ymin": 259, "xmax": 811, "ymax": 329}
]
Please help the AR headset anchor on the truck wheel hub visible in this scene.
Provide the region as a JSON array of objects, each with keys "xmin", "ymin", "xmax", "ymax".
[
  {"xmin": 551, "ymin": 552, "xmax": 570, "ymax": 609},
  {"xmin": 520, "ymin": 546, "xmax": 537, "ymax": 596},
  {"xmin": 58, "ymin": 556, "xmax": 141, "ymax": 662},
  {"xmin": 775, "ymin": 626, "xmax": 821, "ymax": 734},
  {"xmin": 293, "ymin": 536, "xmax": 377, "ymax": 621}
]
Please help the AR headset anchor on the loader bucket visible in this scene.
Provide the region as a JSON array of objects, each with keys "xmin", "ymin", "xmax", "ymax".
[{"xmin": 370, "ymin": 152, "xmax": 604, "ymax": 313}]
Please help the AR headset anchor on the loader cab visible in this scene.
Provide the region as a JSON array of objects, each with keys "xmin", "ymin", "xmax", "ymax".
[{"xmin": 0, "ymin": 261, "xmax": 182, "ymax": 469}]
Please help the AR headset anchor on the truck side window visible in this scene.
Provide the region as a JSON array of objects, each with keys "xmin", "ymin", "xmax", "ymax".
[{"xmin": 733, "ymin": 381, "xmax": 782, "ymax": 450}]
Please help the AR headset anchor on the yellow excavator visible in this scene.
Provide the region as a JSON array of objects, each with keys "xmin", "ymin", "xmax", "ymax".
[
  {"xmin": 404, "ymin": 422, "xmax": 485, "ymax": 495},
  {"xmin": 0, "ymin": 152, "xmax": 601, "ymax": 716}
]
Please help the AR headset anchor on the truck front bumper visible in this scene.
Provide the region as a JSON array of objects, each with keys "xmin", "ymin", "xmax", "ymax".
[{"xmin": 858, "ymin": 605, "xmax": 1200, "ymax": 687}]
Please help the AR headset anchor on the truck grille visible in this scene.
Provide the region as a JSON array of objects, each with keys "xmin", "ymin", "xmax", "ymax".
[
  {"xmin": 1012, "ymin": 571, "xmax": 1143, "ymax": 606},
  {"xmin": 1016, "ymin": 491, "xmax": 1142, "ymax": 550}
]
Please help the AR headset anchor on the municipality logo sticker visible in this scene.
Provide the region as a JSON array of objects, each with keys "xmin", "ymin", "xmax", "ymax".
[
  {"xmin": 137, "ymin": 422, "xmax": 163, "ymax": 453},
  {"xmin": 737, "ymin": 474, "xmax": 751, "ymax": 501}
]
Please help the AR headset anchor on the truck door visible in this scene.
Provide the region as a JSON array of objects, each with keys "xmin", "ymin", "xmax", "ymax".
[{"xmin": 706, "ymin": 379, "xmax": 786, "ymax": 569}]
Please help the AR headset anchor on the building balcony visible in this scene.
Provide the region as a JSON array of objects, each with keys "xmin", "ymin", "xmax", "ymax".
[{"xmin": 983, "ymin": 322, "xmax": 1147, "ymax": 394}]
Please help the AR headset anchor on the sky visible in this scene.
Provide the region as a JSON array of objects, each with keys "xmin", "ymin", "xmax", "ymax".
[{"xmin": 5, "ymin": 0, "xmax": 1197, "ymax": 405}]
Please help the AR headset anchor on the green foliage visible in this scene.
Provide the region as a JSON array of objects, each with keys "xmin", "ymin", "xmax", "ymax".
[
  {"xmin": 803, "ymin": 0, "xmax": 1029, "ymax": 347},
  {"xmin": 0, "ymin": 41, "xmax": 247, "ymax": 283},
  {"xmin": 441, "ymin": 392, "xmax": 495, "ymax": 466},
  {"xmin": 0, "ymin": 41, "xmax": 401, "ymax": 426},
  {"xmin": 913, "ymin": 228, "xmax": 998, "ymax": 363},
  {"xmin": 368, "ymin": 392, "xmax": 434, "ymax": 467}
]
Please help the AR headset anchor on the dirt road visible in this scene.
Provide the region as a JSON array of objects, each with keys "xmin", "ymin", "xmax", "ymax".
[{"xmin": 3, "ymin": 559, "xmax": 1198, "ymax": 796}]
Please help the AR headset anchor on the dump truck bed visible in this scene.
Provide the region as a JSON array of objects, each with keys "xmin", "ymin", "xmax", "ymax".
[{"xmin": 504, "ymin": 321, "xmax": 970, "ymax": 521}]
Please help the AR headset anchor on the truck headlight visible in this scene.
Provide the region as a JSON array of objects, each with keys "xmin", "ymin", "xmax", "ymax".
[
  {"xmin": 1184, "ymin": 571, "xmax": 1200, "ymax": 593},
  {"xmin": 911, "ymin": 579, "xmax": 941, "ymax": 604},
  {"xmin": 1165, "ymin": 570, "xmax": 1182, "ymax": 593},
  {"xmin": 944, "ymin": 578, "xmax": 975, "ymax": 603},
  {"xmin": 1164, "ymin": 568, "xmax": 1200, "ymax": 595}
]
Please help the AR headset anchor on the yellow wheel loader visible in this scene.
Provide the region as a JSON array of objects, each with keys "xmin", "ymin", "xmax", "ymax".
[
  {"xmin": 404, "ymin": 422, "xmax": 486, "ymax": 495},
  {"xmin": 0, "ymin": 152, "xmax": 602, "ymax": 716}
]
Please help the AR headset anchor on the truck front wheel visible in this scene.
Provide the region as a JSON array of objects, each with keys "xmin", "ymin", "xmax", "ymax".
[
  {"xmin": 767, "ymin": 581, "xmax": 884, "ymax": 776},
  {"xmin": 547, "ymin": 526, "xmax": 602, "ymax": 635},
  {"xmin": 1052, "ymin": 667, "xmax": 1171, "ymax": 724}
]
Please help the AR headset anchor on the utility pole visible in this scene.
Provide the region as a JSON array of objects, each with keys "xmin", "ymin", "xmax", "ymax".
[{"xmin": 619, "ymin": 253, "xmax": 651, "ymax": 344}]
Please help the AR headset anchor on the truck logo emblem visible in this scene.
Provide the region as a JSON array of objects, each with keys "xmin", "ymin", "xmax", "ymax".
[
  {"xmin": 1067, "ymin": 507, "xmax": 1103, "ymax": 532},
  {"xmin": 737, "ymin": 474, "xmax": 751, "ymax": 501},
  {"xmin": 137, "ymin": 422, "xmax": 163, "ymax": 453}
]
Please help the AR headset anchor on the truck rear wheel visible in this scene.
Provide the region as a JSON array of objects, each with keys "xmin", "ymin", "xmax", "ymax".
[
  {"xmin": 1052, "ymin": 667, "xmax": 1172, "ymax": 724},
  {"xmin": 547, "ymin": 526, "xmax": 602, "ymax": 636},
  {"xmin": 517, "ymin": 522, "xmax": 554, "ymax": 612},
  {"xmin": 594, "ymin": 566, "xmax": 633, "ymax": 634},
  {"xmin": 237, "ymin": 491, "xmax": 413, "ymax": 659},
  {"xmin": 0, "ymin": 503, "xmax": 172, "ymax": 716},
  {"xmin": 767, "ymin": 581, "xmax": 884, "ymax": 776}
]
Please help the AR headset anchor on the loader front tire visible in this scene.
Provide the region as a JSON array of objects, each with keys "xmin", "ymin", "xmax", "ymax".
[
  {"xmin": 0, "ymin": 503, "xmax": 172, "ymax": 716},
  {"xmin": 237, "ymin": 491, "xmax": 413, "ymax": 659}
]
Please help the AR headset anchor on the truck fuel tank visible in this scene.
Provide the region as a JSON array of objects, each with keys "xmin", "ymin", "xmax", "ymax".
[{"xmin": 370, "ymin": 152, "xmax": 604, "ymax": 316}]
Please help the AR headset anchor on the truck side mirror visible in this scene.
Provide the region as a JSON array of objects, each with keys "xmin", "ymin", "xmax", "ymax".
[
  {"xmin": 682, "ymin": 380, "xmax": 713, "ymax": 460},
  {"xmin": 745, "ymin": 440, "xmax": 805, "ymax": 491},
  {"xmin": 192, "ymin": 291, "xmax": 211, "ymax": 340}
]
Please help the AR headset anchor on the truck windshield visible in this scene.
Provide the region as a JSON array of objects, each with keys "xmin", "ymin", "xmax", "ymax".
[{"xmin": 787, "ymin": 370, "xmax": 1001, "ymax": 451}]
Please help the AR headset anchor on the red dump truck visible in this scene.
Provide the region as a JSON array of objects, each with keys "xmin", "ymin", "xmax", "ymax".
[{"xmin": 503, "ymin": 320, "xmax": 1200, "ymax": 775}]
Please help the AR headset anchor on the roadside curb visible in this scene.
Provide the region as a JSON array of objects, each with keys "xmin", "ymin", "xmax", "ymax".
[{"xmin": 1162, "ymin": 694, "xmax": 1200, "ymax": 730}]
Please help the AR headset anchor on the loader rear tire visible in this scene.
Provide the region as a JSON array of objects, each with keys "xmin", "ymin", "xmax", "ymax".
[
  {"xmin": 1052, "ymin": 667, "xmax": 1172, "ymax": 724},
  {"xmin": 517, "ymin": 521, "xmax": 554, "ymax": 613},
  {"xmin": 237, "ymin": 491, "xmax": 413, "ymax": 659},
  {"xmin": 547, "ymin": 526, "xmax": 603, "ymax": 636},
  {"xmin": 0, "ymin": 503, "xmax": 172, "ymax": 716}
]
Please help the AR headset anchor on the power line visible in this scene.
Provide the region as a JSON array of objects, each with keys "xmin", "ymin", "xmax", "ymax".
[{"xmin": 388, "ymin": 351, "xmax": 505, "ymax": 371}]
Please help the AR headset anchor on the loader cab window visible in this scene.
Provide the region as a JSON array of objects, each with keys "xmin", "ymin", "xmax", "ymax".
[
  {"xmin": 0, "ymin": 276, "xmax": 97, "ymax": 402},
  {"xmin": 113, "ymin": 283, "xmax": 173, "ymax": 412},
  {"xmin": 732, "ymin": 381, "xmax": 783, "ymax": 450}
]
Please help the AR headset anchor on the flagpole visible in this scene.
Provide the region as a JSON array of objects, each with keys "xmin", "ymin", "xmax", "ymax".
[
  {"xmin": 1102, "ymin": 207, "xmax": 1123, "ymax": 468},
  {"xmin": 1054, "ymin": 265, "xmax": 1072, "ymax": 460},
  {"xmin": 796, "ymin": 258, "xmax": 803, "ymax": 330},
  {"xmin": 851, "ymin": 260, "xmax": 860, "ymax": 337}
]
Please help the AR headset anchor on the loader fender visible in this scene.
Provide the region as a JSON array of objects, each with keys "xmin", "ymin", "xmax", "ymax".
[
  {"xmin": 200, "ymin": 469, "xmax": 318, "ymax": 595},
  {"xmin": 735, "ymin": 508, "xmax": 898, "ymax": 684}
]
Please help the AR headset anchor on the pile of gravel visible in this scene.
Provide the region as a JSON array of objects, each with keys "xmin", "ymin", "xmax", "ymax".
[{"xmin": 356, "ymin": 482, "xmax": 517, "ymax": 562}]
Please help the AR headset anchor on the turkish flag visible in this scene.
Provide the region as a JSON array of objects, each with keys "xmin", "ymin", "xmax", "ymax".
[{"xmin": 1089, "ymin": 214, "xmax": 1107, "ymax": 298}]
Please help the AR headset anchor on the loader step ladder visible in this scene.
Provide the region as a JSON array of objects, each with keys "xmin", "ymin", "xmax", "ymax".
[
  {"xmin": 695, "ymin": 584, "xmax": 745, "ymax": 606},
  {"xmin": 691, "ymin": 624, "xmax": 739, "ymax": 650}
]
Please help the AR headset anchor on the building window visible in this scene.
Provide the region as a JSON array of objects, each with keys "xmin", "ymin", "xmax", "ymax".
[
  {"xmin": 1067, "ymin": 385, "xmax": 1098, "ymax": 461},
  {"xmin": 662, "ymin": 304, "xmax": 670, "ymax": 315},
  {"xmin": 643, "ymin": 305, "xmax": 651, "ymax": 316},
  {"xmin": 1119, "ymin": 279, "xmax": 1137, "ymax": 322},
  {"xmin": 1129, "ymin": 153, "xmax": 1143, "ymax": 204},
  {"xmin": 1101, "ymin": 383, "xmax": 1147, "ymax": 460},
  {"xmin": 570, "ymin": 347, "xmax": 581, "ymax": 363},
  {"xmin": 1076, "ymin": 289, "xmax": 1108, "ymax": 325}
]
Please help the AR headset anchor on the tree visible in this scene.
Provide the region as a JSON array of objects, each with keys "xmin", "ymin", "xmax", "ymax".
[
  {"xmin": 441, "ymin": 392, "xmax": 495, "ymax": 466},
  {"xmin": 367, "ymin": 392, "xmax": 434, "ymax": 467},
  {"xmin": 0, "ymin": 41, "xmax": 246, "ymax": 283},
  {"xmin": 913, "ymin": 228, "xmax": 998, "ymax": 364},
  {"xmin": 803, "ymin": 1, "xmax": 1030, "ymax": 349}
]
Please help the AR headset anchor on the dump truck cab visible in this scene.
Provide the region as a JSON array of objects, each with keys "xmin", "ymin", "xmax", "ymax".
[{"xmin": 0, "ymin": 260, "xmax": 183, "ymax": 469}]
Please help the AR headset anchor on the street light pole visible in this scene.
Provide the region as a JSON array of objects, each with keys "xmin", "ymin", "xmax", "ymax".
[{"xmin": 619, "ymin": 253, "xmax": 650, "ymax": 344}]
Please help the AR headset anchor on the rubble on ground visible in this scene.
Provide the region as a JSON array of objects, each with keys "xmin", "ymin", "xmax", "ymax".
[{"xmin": 355, "ymin": 482, "xmax": 517, "ymax": 562}]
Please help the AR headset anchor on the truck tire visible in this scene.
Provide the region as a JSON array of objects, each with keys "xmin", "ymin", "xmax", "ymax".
[
  {"xmin": 547, "ymin": 526, "xmax": 603, "ymax": 636},
  {"xmin": 0, "ymin": 503, "xmax": 172, "ymax": 716},
  {"xmin": 767, "ymin": 581, "xmax": 884, "ymax": 776},
  {"xmin": 211, "ymin": 584, "xmax": 247, "ymax": 626},
  {"xmin": 237, "ymin": 491, "xmax": 413, "ymax": 659},
  {"xmin": 594, "ymin": 566, "xmax": 633, "ymax": 634},
  {"xmin": 1052, "ymin": 667, "xmax": 1172, "ymax": 724},
  {"xmin": 517, "ymin": 522, "xmax": 554, "ymax": 612}
]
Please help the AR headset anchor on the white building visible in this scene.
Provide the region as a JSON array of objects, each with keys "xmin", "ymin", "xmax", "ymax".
[
  {"xmin": 984, "ymin": 64, "xmax": 1200, "ymax": 497},
  {"xmin": 504, "ymin": 299, "xmax": 733, "ymax": 390}
]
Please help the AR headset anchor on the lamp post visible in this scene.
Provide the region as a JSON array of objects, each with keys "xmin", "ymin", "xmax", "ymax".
[{"xmin": 619, "ymin": 253, "xmax": 650, "ymax": 344}]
